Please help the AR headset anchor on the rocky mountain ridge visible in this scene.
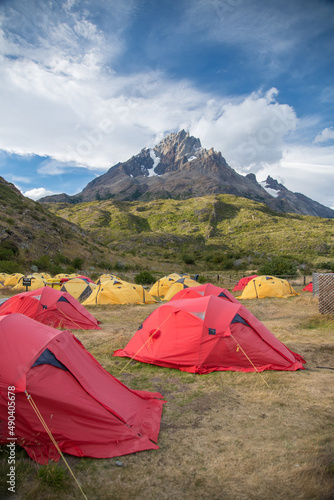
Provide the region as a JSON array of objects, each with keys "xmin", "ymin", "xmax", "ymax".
[{"xmin": 40, "ymin": 130, "xmax": 334, "ymax": 218}]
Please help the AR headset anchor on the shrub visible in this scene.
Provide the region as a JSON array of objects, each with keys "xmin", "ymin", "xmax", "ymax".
[
  {"xmin": 0, "ymin": 240, "xmax": 19, "ymax": 260},
  {"xmin": 314, "ymin": 261, "xmax": 334, "ymax": 272},
  {"xmin": 134, "ymin": 271, "xmax": 156, "ymax": 285},
  {"xmin": 258, "ymin": 256, "xmax": 298, "ymax": 277},
  {"xmin": 32, "ymin": 255, "xmax": 51, "ymax": 271},
  {"xmin": 221, "ymin": 258, "xmax": 234, "ymax": 270},
  {"xmin": 182, "ymin": 254, "xmax": 195, "ymax": 265},
  {"xmin": 114, "ymin": 261, "xmax": 128, "ymax": 271},
  {"xmin": 99, "ymin": 260, "xmax": 113, "ymax": 271},
  {"xmin": 53, "ymin": 253, "xmax": 71, "ymax": 265},
  {"xmin": 211, "ymin": 251, "xmax": 225, "ymax": 264},
  {"xmin": 0, "ymin": 261, "xmax": 23, "ymax": 274},
  {"xmin": 72, "ymin": 257, "xmax": 84, "ymax": 270}
]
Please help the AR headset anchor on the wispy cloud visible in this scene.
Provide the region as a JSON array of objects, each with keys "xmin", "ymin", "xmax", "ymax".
[
  {"xmin": 314, "ymin": 127, "xmax": 334, "ymax": 144},
  {"xmin": 11, "ymin": 175, "xmax": 31, "ymax": 184}
]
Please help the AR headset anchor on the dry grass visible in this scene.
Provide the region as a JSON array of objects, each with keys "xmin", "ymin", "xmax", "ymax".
[{"xmin": 1, "ymin": 287, "xmax": 334, "ymax": 500}]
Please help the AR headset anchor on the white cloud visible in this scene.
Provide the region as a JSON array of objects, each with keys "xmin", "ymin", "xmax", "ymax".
[
  {"xmin": 314, "ymin": 127, "xmax": 334, "ymax": 143},
  {"xmin": 190, "ymin": 88, "xmax": 297, "ymax": 172},
  {"xmin": 23, "ymin": 187, "xmax": 55, "ymax": 201},
  {"xmin": 255, "ymin": 144, "xmax": 334, "ymax": 209}
]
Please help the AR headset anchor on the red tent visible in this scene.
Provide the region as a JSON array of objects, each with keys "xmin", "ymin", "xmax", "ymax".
[
  {"xmin": 0, "ymin": 286, "xmax": 100, "ymax": 330},
  {"xmin": 60, "ymin": 275, "xmax": 96, "ymax": 284},
  {"xmin": 170, "ymin": 283, "xmax": 240, "ymax": 303},
  {"xmin": 0, "ymin": 313, "xmax": 165, "ymax": 464},
  {"xmin": 232, "ymin": 275, "xmax": 258, "ymax": 292},
  {"xmin": 303, "ymin": 282, "xmax": 313, "ymax": 292},
  {"xmin": 76, "ymin": 275, "xmax": 96, "ymax": 283},
  {"xmin": 114, "ymin": 295, "xmax": 305, "ymax": 374}
]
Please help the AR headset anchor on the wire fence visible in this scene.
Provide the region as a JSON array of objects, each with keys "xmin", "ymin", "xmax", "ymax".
[{"xmin": 313, "ymin": 272, "xmax": 334, "ymax": 314}]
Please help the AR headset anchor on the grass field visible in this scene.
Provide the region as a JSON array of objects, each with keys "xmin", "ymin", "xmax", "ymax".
[{"xmin": 1, "ymin": 286, "xmax": 333, "ymax": 499}]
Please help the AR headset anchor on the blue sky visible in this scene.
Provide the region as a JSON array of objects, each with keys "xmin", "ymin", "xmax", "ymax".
[{"xmin": 0, "ymin": 0, "xmax": 333, "ymax": 208}]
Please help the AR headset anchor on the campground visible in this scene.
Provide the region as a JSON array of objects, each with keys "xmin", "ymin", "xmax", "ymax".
[{"xmin": 1, "ymin": 285, "xmax": 334, "ymax": 499}]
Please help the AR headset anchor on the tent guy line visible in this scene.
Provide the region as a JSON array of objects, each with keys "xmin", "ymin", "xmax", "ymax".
[{"xmin": 25, "ymin": 390, "xmax": 88, "ymax": 500}]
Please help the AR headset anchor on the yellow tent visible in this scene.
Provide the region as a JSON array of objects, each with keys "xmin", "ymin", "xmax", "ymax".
[
  {"xmin": 163, "ymin": 277, "xmax": 200, "ymax": 301},
  {"xmin": 60, "ymin": 278, "xmax": 97, "ymax": 302},
  {"xmin": 97, "ymin": 274, "xmax": 122, "ymax": 284},
  {"xmin": 54, "ymin": 273, "xmax": 71, "ymax": 280},
  {"xmin": 13, "ymin": 275, "xmax": 47, "ymax": 292},
  {"xmin": 4, "ymin": 273, "xmax": 25, "ymax": 287},
  {"xmin": 237, "ymin": 275, "xmax": 299, "ymax": 299},
  {"xmin": 149, "ymin": 273, "xmax": 191, "ymax": 298},
  {"xmin": 82, "ymin": 279, "xmax": 157, "ymax": 305},
  {"xmin": 36, "ymin": 272, "xmax": 52, "ymax": 279},
  {"xmin": 0, "ymin": 273, "xmax": 9, "ymax": 282}
]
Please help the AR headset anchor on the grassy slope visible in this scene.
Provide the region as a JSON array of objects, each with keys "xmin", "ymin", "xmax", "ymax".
[
  {"xmin": 0, "ymin": 179, "xmax": 140, "ymax": 272},
  {"xmin": 46, "ymin": 194, "xmax": 334, "ymax": 268}
]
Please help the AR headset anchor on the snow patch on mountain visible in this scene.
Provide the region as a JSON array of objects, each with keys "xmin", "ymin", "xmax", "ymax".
[
  {"xmin": 148, "ymin": 149, "xmax": 161, "ymax": 176},
  {"xmin": 260, "ymin": 181, "xmax": 279, "ymax": 198}
]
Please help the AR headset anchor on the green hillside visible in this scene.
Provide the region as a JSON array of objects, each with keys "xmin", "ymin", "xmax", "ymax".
[
  {"xmin": 0, "ymin": 177, "xmax": 129, "ymax": 275},
  {"xmin": 45, "ymin": 194, "xmax": 334, "ymax": 273}
]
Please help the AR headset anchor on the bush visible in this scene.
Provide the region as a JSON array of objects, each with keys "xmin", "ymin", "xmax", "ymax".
[
  {"xmin": 0, "ymin": 261, "xmax": 23, "ymax": 274},
  {"xmin": 258, "ymin": 256, "xmax": 298, "ymax": 277},
  {"xmin": 98, "ymin": 261, "xmax": 112, "ymax": 271},
  {"xmin": 182, "ymin": 254, "xmax": 195, "ymax": 265},
  {"xmin": 114, "ymin": 261, "xmax": 128, "ymax": 271},
  {"xmin": 0, "ymin": 240, "xmax": 19, "ymax": 260},
  {"xmin": 53, "ymin": 253, "xmax": 71, "ymax": 265},
  {"xmin": 314, "ymin": 261, "xmax": 334, "ymax": 272},
  {"xmin": 32, "ymin": 255, "xmax": 51, "ymax": 271},
  {"xmin": 72, "ymin": 257, "xmax": 84, "ymax": 270},
  {"xmin": 134, "ymin": 271, "xmax": 156, "ymax": 285}
]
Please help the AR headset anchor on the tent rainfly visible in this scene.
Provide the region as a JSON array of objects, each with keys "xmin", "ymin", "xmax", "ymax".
[
  {"xmin": 3, "ymin": 273, "xmax": 24, "ymax": 287},
  {"xmin": 237, "ymin": 275, "xmax": 299, "ymax": 299},
  {"xmin": 170, "ymin": 283, "xmax": 240, "ymax": 303},
  {"xmin": 149, "ymin": 273, "xmax": 191, "ymax": 298},
  {"xmin": 163, "ymin": 277, "xmax": 200, "ymax": 301},
  {"xmin": 0, "ymin": 286, "xmax": 101, "ymax": 329},
  {"xmin": 232, "ymin": 275, "xmax": 258, "ymax": 292},
  {"xmin": 82, "ymin": 279, "xmax": 156, "ymax": 305},
  {"xmin": 13, "ymin": 275, "xmax": 47, "ymax": 292},
  {"xmin": 303, "ymin": 282, "xmax": 313, "ymax": 292},
  {"xmin": 114, "ymin": 295, "xmax": 305, "ymax": 374},
  {"xmin": 60, "ymin": 278, "xmax": 97, "ymax": 302},
  {"xmin": 0, "ymin": 313, "xmax": 165, "ymax": 464}
]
